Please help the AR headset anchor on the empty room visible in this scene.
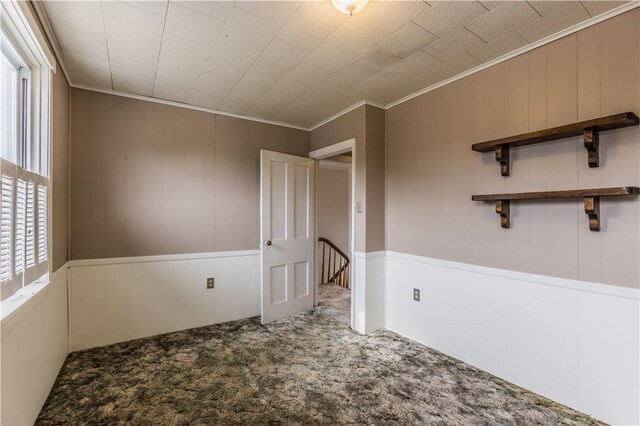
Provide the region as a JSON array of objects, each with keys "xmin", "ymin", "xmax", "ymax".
[{"xmin": 1, "ymin": 0, "xmax": 639, "ymax": 424}]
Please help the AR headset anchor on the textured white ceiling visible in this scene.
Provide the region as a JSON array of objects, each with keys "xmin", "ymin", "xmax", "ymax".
[{"xmin": 43, "ymin": 0, "xmax": 628, "ymax": 128}]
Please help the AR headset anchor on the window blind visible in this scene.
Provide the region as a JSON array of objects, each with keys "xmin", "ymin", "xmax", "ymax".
[
  {"xmin": 37, "ymin": 184, "xmax": 46, "ymax": 263},
  {"xmin": 0, "ymin": 161, "xmax": 48, "ymax": 300},
  {"xmin": 0, "ymin": 175, "xmax": 12, "ymax": 282},
  {"xmin": 25, "ymin": 181, "xmax": 35, "ymax": 268},
  {"xmin": 14, "ymin": 177, "xmax": 26, "ymax": 276}
]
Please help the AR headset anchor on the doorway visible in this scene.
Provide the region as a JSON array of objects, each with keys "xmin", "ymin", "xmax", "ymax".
[
  {"xmin": 309, "ymin": 139, "xmax": 356, "ymax": 328},
  {"xmin": 315, "ymin": 155, "xmax": 352, "ymax": 325},
  {"xmin": 259, "ymin": 140, "xmax": 357, "ymax": 328}
]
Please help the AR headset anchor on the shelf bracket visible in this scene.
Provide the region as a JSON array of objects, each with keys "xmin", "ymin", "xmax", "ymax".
[
  {"xmin": 495, "ymin": 200, "xmax": 510, "ymax": 229},
  {"xmin": 583, "ymin": 129, "xmax": 600, "ymax": 168},
  {"xmin": 584, "ymin": 196, "xmax": 600, "ymax": 231},
  {"xmin": 495, "ymin": 145, "xmax": 510, "ymax": 176}
]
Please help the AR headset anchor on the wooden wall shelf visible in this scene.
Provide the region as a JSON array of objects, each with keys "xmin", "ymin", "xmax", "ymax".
[
  {"xmin": 472, "ymin": 112, "xmax": 639, "ymax": 176},
  {"xmin": 472, "ymin": 187, "xmax": 639, "ymax": 231}
]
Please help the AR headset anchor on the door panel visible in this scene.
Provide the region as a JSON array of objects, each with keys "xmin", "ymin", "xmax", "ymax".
[
  {"xmin": 261, "ymin": 150, "xmax": 315, "ymax": 323},
  {"xmin": 294, "ymin": 165, "xmax": 309, "ymax": 239},
  {"xmin": 270, "ymin": 264, "xmax": 287, "ymax": 304},
  {"xmin": 294, "ymin": 261, "xmax": 309, "ymax": 298}
]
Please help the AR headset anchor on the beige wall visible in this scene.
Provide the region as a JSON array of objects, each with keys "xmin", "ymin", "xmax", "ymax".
[
  {"xmin": 365, "ymin": 105, "xmax": 386, "ymax": 252},
  {"xmin": 52, "ymin": 70, "xmax": 69, "ymax": 270},
  {"xmin": 69, "ymin": 89, "xmax": 309, "ymax": 259},
  {"xmin": 386, "ymin": 10, "xmax": 640, "ymax": 289},
  {"xmin": 317, "ymin": 165, "xmax": 350, "ymax": 253},
  {"xmin": 310, "ymin": 104, "xmax": 385, "ymax": 252},
  {"xmin": 311, "ymin": 106, "xmax": 366, "ymax": 253}
]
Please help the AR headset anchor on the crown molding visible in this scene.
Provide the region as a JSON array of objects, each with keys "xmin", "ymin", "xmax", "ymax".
[
  {"xmin": 311, "ymin": 2, "xmax": 640, "ymax": 127},
  {"xmin": 384, "ymin": 1, "xmax": 640, "ymax": 110},
  {"xmin": 71, "ymin": 84, "xmax": 310, "ymax": 132},
  {"xmin": 32, "ymin": 0, "xmax": 640, "ymax": 132},
  {"xmin": 307, "ymin": 100, "xmax": 385, "ymax": 132}
]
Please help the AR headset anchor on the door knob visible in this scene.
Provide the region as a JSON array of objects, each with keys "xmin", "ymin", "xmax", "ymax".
[{"xmin": 266, "ymin": 240, "xmax": 272, "ymax": 246}]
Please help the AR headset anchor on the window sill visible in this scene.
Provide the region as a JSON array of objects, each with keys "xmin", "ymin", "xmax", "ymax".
[
  {"xmin": 1, "ymin": 277, "xmax": 48, "ymax": 319},
  {"xmin": 0, "ymin": 269, "xmax": 63, "ymax": 337}
]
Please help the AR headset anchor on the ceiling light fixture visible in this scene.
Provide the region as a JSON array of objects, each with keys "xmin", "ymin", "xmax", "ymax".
[{"xmin": 331, "ymin": 0, "xmax": 369, "ymax": 15}]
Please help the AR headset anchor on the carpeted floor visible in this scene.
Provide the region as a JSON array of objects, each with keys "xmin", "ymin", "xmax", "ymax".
[
  {"xmin": 315, "ymin": 283, "xmax": 350, "ymax": 326},
  {"xmin": 37, "ymin": 310, "xmax": 602, "ymax": 425}
]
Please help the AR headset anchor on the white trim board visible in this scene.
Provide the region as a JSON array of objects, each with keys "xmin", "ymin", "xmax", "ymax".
[
  {"xmin": 355, "ymin": 250, "xmax": 386, "ymax": 259},
  {"xmin": 353, "ymin": 251, "xmax": 386, "ymax": 334},
  {"xmin": 68, "ymin": 250, "xmax": 261, "ymax": 351},
  {"xmin": 309, "ymin": 138, "xmax": 355, "ymax": 159},
  {"xmin": 33, "ymin": 1, "xmax": 639, "ymax": 132},
  {"xmin": 384, "ymin": 251, "xmax": 639, "ymax": 425},
  {"xmin": 1, "ymin": 265, "xmax": 68, "ymax": 426},
  {"xmin": 386, "ymin": 251, "xmax": 639, "ymax": 300},
  {"xmin": 311, "ymin": 138, "xmax": 357, "ymax": 329}
]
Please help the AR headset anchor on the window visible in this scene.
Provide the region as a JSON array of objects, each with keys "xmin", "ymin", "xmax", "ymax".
[
  {"xmin": 1, "ymin": 48, "xmax": 19, "ymax": 163},
  {"xmin": 0, "ymin": 2, "xmax": 51, "ymax": 301}
]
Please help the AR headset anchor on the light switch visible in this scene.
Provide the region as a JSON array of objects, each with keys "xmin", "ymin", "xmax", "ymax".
[{"xmin": 356, "ymin": 201, "xmax": 363, "ymax": 213}]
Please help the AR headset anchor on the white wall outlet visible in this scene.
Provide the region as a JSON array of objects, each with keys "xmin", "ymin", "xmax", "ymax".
[
  {"xmin": 413, "ymin": 288, "xmax": 420, "ymax": 301},
  {"xmin": 207, "ymin": 277, "xmax": 214, "ymax": 289}
]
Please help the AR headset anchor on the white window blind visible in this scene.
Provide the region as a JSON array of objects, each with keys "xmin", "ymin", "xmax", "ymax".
[
  {"xmin": 37, "ymin": 184, "xmax": 46, "ymax": 263},
  {"xmin": 25, "ymin": 181, "xmax": 35, "ymax": 269},
  {"xmin": 0, "ymin": 175, "xmax": 13, "ymax": 282},
  {"xmin": 0, "ymin": 165, "xmax": 48, "ymax": 300},
  {"xmin": 14, "ymin": 177, "xmax": 25, "ymax": 276}
]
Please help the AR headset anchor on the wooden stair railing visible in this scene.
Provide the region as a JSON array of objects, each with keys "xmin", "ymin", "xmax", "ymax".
[{"xmin": 319, "ymin": 237, "xmax": 350, "ymax": 289}]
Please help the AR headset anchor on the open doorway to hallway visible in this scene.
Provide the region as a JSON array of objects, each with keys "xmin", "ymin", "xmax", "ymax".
[{"xmin": 315, "ymin": 153, "xmax": 352, "ymax": 326}]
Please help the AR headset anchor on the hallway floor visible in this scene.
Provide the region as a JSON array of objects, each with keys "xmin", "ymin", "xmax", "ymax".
[
  {"xmin": 315, "ymin": 283, "xmax": 350, "ymax": 326},
  {"xmin": 37, "ymin": 310, "xmax": 601, "ymax": 425}
]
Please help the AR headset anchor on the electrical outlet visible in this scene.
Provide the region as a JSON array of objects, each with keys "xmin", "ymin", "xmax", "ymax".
[
  {"xmin": 207, "ymin": 278, "xmax": 214, "ymax": 289},
  {"xmin": 413, "ymin": 288, "xmax": 420, "ymax": 301}
]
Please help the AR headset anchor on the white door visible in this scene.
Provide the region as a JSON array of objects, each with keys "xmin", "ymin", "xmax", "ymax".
[{"xmin": 260, "ymin": 150, "xmax": 315, "ymax": 324}]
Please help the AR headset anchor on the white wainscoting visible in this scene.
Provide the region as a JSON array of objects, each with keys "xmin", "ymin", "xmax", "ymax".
[
  {"xmin": 353, "ymin": 251, "xmax": 386, "ymax": 334},
  {"xmin": 385, "ymin": 251, "xmax": 639, "ymax": 425},
  {"xmin": 1, "ymin": 265, "xmax": 69, "ymax": 426},
  {"xmin": 68, "ymin": 250, "xmax": 260, "ymax": 352}
]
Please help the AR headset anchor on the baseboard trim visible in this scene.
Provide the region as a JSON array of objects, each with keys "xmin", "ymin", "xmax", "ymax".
[
  {"xmin": 386, "ymin": 251, "xmax": 639, "ymax": 300},
  {"xmin": 68, "ymin": 250, "xmax": 261, "ymax": 268}
]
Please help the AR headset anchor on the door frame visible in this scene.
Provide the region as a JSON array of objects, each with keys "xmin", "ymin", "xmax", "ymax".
[{"xmin": 309, "ymin": 138, "xmax": 356, "ymax": 328}]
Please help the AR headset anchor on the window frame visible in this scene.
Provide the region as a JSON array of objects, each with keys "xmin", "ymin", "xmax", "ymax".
[
  {"xmin": 1, "ymin": 31, "xmax": 30, "ymax": 170},
  {"xmin": 0, "ymin": 0, "xmax": 52, "ymax": 302}
]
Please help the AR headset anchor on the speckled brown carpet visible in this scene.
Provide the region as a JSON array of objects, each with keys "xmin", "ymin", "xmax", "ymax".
[
  {"xmin": 37, "ymin": 310, "xmax": 602, "ymax": 425},
  {"xmin": 316, "ymin": 283, "xmax": 350, "ymax": 326}
]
